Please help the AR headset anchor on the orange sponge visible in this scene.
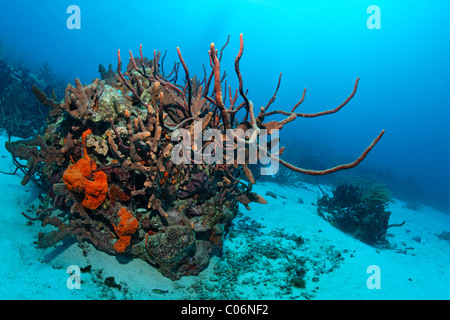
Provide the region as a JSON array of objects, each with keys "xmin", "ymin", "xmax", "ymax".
[
  {"xmin": 113, "ymin": 207, "xmax": 138, "ymax": 253},
  {"xmin": 63, "ymin": 129, "xmax": 108, "ymax": 210},
  {"xmin": 82, "ymin": 171, "xmax": 108, "ymax": 210}
]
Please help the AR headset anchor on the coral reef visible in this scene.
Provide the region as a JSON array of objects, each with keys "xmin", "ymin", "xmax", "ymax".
[
  {"xmin": 0, "ymin": 59, "xmax": 65, "ymax": 138},
  {"xmin": 5, "ymin": 34, "xmax": 384, "ymax": 279},
  {"xmin": 317, "ymin": 179, "xmax": 401, "ymax": 246}
]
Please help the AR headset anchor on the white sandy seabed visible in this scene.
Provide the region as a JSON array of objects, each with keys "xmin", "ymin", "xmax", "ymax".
[{"xmin": 1, "ymin": 134, "xmax": 450, "ymax": 300}]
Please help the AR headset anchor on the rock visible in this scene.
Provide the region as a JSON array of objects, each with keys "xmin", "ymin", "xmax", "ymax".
[
  {"xmin": 192, "ymin": 240, "xmax": 213, "ymax": 273},
  {"xmin": 205, "ymin": 281, "xmax": 217, "ymax": 292},
  {"xmin": 145, "ymin": 225, "xmax": 196, "ymax": 280},
  {"xmin": 412, "ymin": 236, "xmax": 421, "ymax": 243},
  {"xmin": 241, "ymin": 274, "xmax": 254, "ymax": 285},
  {"xmin": 265, "ymin": 191, "xmax": 277, "ymax": 199},
  {"xmin": 94, "ymin": 85, "xmax": 126, "ymax": 122},
  {"xmin": 436, "ymin": 231, "xmax": 450, "ymax": 242},
  {"xmin": 190, "ymin": 216, "xmax": 213, "ymax": 233},
  {"xmin": 85, "ymin": 135, "xmax": 109, "ymax": 156},
  {"xmin": 209, "ymin": 275, "xmax": 221, "ymax": 282}
]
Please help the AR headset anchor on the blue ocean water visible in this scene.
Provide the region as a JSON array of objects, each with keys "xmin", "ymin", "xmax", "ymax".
[
  {"xmin": 2, "ymin": 0, "xmax": 449, "ymax": 210},
  {"xmin": 0, "ymin": 0, "xmax": 449, "ymax": 301}
]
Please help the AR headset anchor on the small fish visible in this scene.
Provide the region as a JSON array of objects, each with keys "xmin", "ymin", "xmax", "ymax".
[{"xmin": 152, "ymin": 289, "xmax": 169, "ymax": 294}]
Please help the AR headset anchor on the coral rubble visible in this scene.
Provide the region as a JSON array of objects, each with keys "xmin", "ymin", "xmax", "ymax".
[{"xmin": 6, "ymin": 34, "xmax": 384, "ymax": 279}]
